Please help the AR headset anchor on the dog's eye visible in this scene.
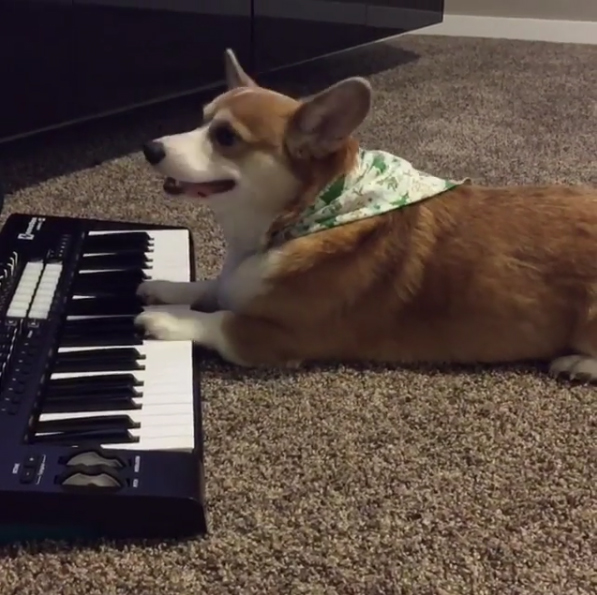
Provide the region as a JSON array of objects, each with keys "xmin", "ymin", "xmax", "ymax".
[{"xmin": 210, "ymin": 123, "xmax": 240, "ymax": 148}]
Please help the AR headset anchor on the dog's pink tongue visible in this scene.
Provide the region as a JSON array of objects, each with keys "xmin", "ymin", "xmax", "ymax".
[{"xmin": 183, "ymin": 180, "xmax": 234, "ymax": 196}]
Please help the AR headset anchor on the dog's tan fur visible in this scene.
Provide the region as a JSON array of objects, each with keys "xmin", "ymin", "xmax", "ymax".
[
  {"xmin": 136, "ymin": 49, "xmax": 597, "ymax": 381},
  {"xmin": 225, "ymin": 182, "xmax": 597, "ymax": 366}
]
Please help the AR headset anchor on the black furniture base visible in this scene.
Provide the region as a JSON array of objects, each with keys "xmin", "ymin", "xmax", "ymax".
[{"xmin": 0, "ymin": 0, "xmax": 443, "ymax": 143}]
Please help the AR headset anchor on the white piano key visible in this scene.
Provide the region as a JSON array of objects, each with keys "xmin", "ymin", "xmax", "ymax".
[
  {"xmin": 51, "ymin": 228, "xmax": 197, "ymax": 451},
  {"xmin": 36, "ymin": 424, "xmax": 194, "ymax": 439},
  {"xmin": 146, "ymin": 230, "xmax": 191, "ymax": 283},
  {"xmin": 40, "ymin": 341, "xmax": 195, "ymax": 450},
  {"xmin": 39, "ymin": 405, "xmax": 194, "ymax": 423},
  {"xmin": 84, "ymin": 229, "xmax": 191, "ymax": 282},
  {"xmin": 67, "ymin": 228, "xmax": 192, "ymax": 321}
]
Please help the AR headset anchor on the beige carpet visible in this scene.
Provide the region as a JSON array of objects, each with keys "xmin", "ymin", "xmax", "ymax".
[{"xmin": 0, "ymin": 35, "xmax": 596, "ymax": 595}]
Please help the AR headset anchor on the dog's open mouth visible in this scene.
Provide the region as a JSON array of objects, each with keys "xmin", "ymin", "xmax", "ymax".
[{"xmin": 163, "ymin": 177, "xmax": 236, "ymax": 197}]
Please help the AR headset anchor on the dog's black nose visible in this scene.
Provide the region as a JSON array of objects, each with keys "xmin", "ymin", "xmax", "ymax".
[{"xmin": 142, "ymin": 140, "xmax": 166, "ymax": 165}]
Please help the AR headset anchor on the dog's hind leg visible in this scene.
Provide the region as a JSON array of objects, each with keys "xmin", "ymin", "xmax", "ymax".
[{"xmin": 549, "ymin": 296, "xmax": 597, "ymax": 383}]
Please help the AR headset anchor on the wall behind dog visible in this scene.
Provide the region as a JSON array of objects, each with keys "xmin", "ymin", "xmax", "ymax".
[{"xmin": 444, "ymin": 0, "xmax": 597, "ymax": 21}]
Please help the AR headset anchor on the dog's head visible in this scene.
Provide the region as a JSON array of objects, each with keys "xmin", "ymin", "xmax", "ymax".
[{"xmin": 142, "ymin": 49, "xmax": 372, "ymax": 245}]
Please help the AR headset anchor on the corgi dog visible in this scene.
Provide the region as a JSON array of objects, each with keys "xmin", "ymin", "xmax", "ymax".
[{"xmin": 136, "ymin": 48, "xmax": 597, "ymax": 382}]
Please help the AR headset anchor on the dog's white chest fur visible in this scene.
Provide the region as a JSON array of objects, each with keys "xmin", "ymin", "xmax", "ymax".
[{"xmin": 216, "ymin": 249, "xmax": 279, "ymax": 311}]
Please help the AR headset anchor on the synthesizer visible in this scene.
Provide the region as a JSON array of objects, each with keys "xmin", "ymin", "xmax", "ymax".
[{"xmin": 0, "ymin": 213, "xmax": 206, "ymax": 543}]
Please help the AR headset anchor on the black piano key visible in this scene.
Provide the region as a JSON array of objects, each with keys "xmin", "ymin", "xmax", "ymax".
[
  {"xmin": 76, "ymin": 269, "xmax": 148, "ymax": 282},
  {"xmin": 35, "ymin": 414, "xmax": 140, "ymax": 434},
  {"xmin": 57, "ymin": 346, "xmax": 145, "ymax": 358},
  {"xmin": 79, "ymin": 253, "xmax": 151, "ymax": 271},
  {"xmin": 48, "ymin": 373, "xmax": 143, "ymax": 394},
  {"xmin": 53, "ymin": 348, "xmax": 146, "ymax": 373},
  {"xmin": 82, "ymin": 247, "xmax": 149, "ymax": 259},
  {"xmin": 45, "ymin": 387, "xmax": 142, "ymax": 402},
  {"xmin": 60, "ymin": 321, "xmax": 141, "ymax": 343},
  {"xmin": 59, "ymin": 332, "xmax": 143, "ymax": 349},
  {"xmin": 81, "ymin": 242, "xmax": 153, "ymax": 256},
  {"xmin": 42, "ymin": 394, "xmax": 142, "ymax": 414},
  {"xmin": 73, "ymin": 270, "xmax": 149, "ymax": 293},
  {"xmin": 79, "ymin": 266, "xmax": 151, "ymax": 277},
  {"xmin": 82, "ymin": 246, "xmax": 151, "ymax": 258},
  {"xmin": 84, "ymin": 229, "xmax": 151, "ymax": 241},
  {"xmin": 45, "ymin": 387, "xmax": 142, "ymax": 404},
  {"xmin": 53, "ymin": 359, "xmax": 143, "ymax": 374},
  {"xmin": 64, "ymin": 316, "xmax": 137, "ymax": 331},
  {"xmin": 32, "ymin": 429, "xmax": 139, "ymax": 446},
  {"xmin": 32, "ymin": 415, "xmax": 141, "ymax": 445},
  {"xmin": 62, "ymin": 317, "xmax": 139, "ymax": 340},
  {"xmin": 56, "ymin": 346, "xmax": 144, "ymax": 360},
  {"xmin": 82, "ymin": 231, "xmax": 152, "ymax": 253},
  {"xmin": 71, "ymin": 287, "xmax": 143, "ymax": 300},
  {"xmin": 46, "ymin": 374, "xmax": 143, "ymax": 398},
  {"xmin": 68, "ymin": 297, "xmax": 144, "ymax": 317}
]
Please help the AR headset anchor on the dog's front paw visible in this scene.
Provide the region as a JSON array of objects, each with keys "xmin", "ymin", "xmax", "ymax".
[
  {"xmin": 137, "ymin": 280, "xmax": 190, "ymax": 305},
  {"xmin": 135, "ymin": 311, "xmax": 196, "ymax": 341},
  {"xmin": 549, "ymin": 354, "xmax": 597, "ymax": 383}
]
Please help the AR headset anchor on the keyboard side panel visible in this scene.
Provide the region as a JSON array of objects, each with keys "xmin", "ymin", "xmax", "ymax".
[
  {"xmin": 0, "ymin": 213, "xmax": 207, "ymax": 540},
  {"xmin": 0, "ymin": 445, "xmax": 206, "ymax": 540}
]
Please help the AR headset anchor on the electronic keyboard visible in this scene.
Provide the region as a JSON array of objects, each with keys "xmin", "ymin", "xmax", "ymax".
[{"xmin": 0, "ymin": 213, "xmax": 206, "ymax": 543}]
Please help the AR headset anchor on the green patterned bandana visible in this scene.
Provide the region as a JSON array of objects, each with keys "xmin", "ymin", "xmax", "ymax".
[{"xmin": 279, "ymin": 148, "xmax": 466, "ymax": 240}]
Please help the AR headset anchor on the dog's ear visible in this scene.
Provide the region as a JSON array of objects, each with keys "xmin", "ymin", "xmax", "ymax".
[
  {"xmin": 286, "ymin": 77, "xmax": 372, "ymax": 159},
  {"xmin": 224, "ymin": 48, "xmax": 257, "ymax": 89}
]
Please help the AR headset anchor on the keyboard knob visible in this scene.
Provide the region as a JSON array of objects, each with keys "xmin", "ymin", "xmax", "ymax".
[
  {"xmin": 61, "ymin": 472, "xmax": 122, "ymax": 489},
  {"xmin": 65, "ymin": 450, "xmax": 124, "ymax": 469}
]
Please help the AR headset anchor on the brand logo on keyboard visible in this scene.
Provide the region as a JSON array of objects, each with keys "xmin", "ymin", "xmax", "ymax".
[{"xmin": 18, "ymin": 216, "xmax": 46, "ymax": 241}]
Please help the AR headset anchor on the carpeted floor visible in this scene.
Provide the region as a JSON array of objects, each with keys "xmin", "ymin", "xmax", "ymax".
[{"xmin": 0, "ymin": 35, "xmax": 596, "ymax": 595}]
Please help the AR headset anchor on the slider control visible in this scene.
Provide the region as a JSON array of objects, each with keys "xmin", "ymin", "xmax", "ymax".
[
  {"xmin": 61, "ymin": 472, "xmax": 122, "ymax": 489},
  {"xmin": 65, "ymin": 450, "xmax": 124, "ymax": 469}
]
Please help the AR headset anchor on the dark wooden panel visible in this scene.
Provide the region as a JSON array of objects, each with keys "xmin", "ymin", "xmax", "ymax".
[
  {"xmin": 0, "ymin": 0, "xmax": 76, "ymax": 140},
  {"xmin": 253, "ymin": 0, "xmax": 368, "ymax": 73},
  {"xmin": 252, "ymin": 0, "xmax": 443, "ymax": 73},
  {"xmin": 365, "ymin": 0, "xmax": 444, "ymax": 40},
  {"xmin": 72, "ymin": 0, "xmax": 252, "ymax": 117},
  {"xmin": 0, "ymin": 0, "xmax": 441, "ymax": 142}
]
